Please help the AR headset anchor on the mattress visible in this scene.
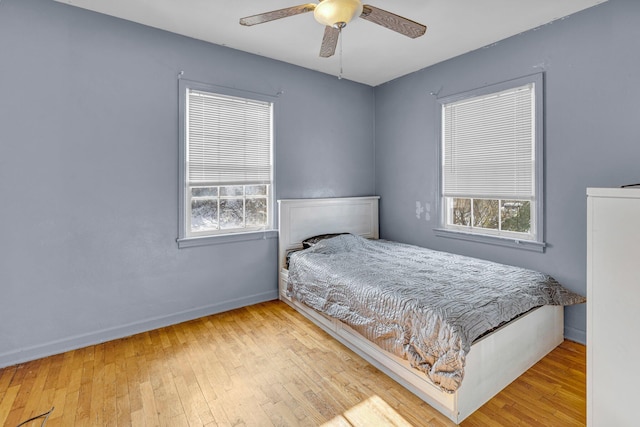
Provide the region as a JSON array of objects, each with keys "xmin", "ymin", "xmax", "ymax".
[{"xmin": 286, "ymin": 234, "xmax": 585, "ymax": 392}]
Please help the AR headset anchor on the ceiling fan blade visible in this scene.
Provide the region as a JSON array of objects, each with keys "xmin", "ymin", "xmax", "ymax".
[
  {"xmin": 360, "ymin": 5, "xmax": 427, "ymax": 38},
  {"xmin": 240, "ymin": 4, "xmax": 316, "ymax": 26},
  {"xmin": 319, "ymin": 26, "xmax": 340, "ymax": 58}
]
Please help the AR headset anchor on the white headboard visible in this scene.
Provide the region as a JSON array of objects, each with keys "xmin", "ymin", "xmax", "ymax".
[{"xmin": 277, "ymin": 196, "xmax": 380, "ymax": 274}]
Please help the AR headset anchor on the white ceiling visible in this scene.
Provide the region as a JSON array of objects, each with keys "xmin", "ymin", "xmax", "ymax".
[{"xmin": 53, "ymin": 0, "xmax": 607, "ymax": 86}]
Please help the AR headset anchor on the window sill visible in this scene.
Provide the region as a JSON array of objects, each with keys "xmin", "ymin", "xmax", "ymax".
[
  {"xmin": 177, "ymin": 229, "xmax": 278, "ymax": 248},
  {"xmin": 433, "ymin": 228, "xmax": 546, "ymax": 253}
]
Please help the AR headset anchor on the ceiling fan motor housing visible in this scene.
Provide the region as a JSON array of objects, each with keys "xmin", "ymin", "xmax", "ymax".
[{"xmin": 314, "ymin": 0, "xmax": 364, "ymax": 27}]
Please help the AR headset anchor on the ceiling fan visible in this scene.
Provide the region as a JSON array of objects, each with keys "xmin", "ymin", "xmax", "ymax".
[{"xmin": 239, "ymin": 0, "xmax": 427, "ymax": 58}]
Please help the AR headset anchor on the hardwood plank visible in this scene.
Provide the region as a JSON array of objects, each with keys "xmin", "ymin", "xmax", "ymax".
[
  {"xmin": 89, "ymin": 347, "xmax": 106, "ymax": 426},
  {"xmin": 47, "ymin": 387, "xmax": 67, "ymax": 423},
  {"xmin": 139, "ymin": 380, "xmax": 160, "ymax": 426},
  {"xmin": 0, "ymin": 366, "xmax": 17, "ymax": 397},
  {"xmin": 102, "ymin": 361, "xmax": 118, "ymax": 426},
  {"xmin": 60, "ymin": 388, "xmax": 80, "ymax": 426},
  {"xmin": 114, "ymin": 339, "xmax": 132, "ymax": 426},
  {"xmin": 172, "ymin": 374, "xmax": 206, "ymax": 425},
  {"xmin": 129, "ymin": 408, "xmax": 146, "ymax": 426},
  {"xmin": 0, "ymin": 301, "xmax": 587, "ymax": 426},
  {"xmin": 73, "ymin": 360, "xmax": 94, "ymax": 425},
  {"xmin": 0, "ymin": 385, "xmax": 20, "ymax": 426},
  {"xmin": 16, "ymin": 359, "xmax": 51, "ymax": 424},
  {"xmin": 341, "ymin": 394, "xmax": 414, "ymax": 427}
]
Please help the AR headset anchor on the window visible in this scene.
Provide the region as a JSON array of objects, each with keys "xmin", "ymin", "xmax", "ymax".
[
  {"xmin": 177, "ymin": 80, "xmax": 275, "ymax": 247},
  {"xmin": 436, "ymin": 74, "xmax": 544, "ymax": 251}
]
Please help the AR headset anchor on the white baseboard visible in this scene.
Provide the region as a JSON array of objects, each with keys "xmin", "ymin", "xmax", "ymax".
[{"xmin": 0, "ymin": 290, "xmax": 278, "ymax": 369}]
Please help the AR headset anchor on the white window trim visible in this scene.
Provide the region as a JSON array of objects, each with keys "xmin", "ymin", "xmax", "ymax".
[
  {"xmin": 176, "ymin": 79, "xmax": 277, "ymax": 248},
  {"xmin": 434, "ymin": 73, "xmax": 546, "ymax": 252}
]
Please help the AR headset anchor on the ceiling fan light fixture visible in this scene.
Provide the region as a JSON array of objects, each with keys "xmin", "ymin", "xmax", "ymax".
[{"xmin": 313, "ymin": 0, "xmax": 363, "ymax": 27}]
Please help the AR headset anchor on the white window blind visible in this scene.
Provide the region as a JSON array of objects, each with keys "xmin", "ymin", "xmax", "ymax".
[
  {"xmin": 187, "ymin": 90, "xmax": 272, "ymax": 186},
  {"xmin": 443, "ymin": 83, "xmax": 534, "ymax": 200}
]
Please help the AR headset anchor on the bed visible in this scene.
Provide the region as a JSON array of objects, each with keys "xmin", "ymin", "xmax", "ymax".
[{"xmin": 277, "ymin": 196, "xmax": 580, "ymax": 424}]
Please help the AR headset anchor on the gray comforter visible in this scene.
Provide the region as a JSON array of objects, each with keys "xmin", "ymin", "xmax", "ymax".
[{"xmin": 286, "ymin": 234, "xmax": 585, "ymax": 392}]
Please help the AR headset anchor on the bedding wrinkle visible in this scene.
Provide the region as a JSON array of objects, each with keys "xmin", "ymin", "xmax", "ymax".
[{"xmin": 287, "ymin": 234, "xmax": 585, "ymax": 392}]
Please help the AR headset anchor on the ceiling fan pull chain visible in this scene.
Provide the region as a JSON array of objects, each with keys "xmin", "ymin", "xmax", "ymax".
[{"xmin": 338, "ymin": 26, "xmax": 343, "ymax": 80}]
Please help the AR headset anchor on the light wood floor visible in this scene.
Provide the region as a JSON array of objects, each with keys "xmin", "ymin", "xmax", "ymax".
[{"xmin": 0, "ymin": 300, "xmax": 586, "ymax": 426}]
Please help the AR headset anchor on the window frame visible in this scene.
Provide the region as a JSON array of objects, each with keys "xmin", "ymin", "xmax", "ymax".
[
  {"xmin": 434, "ymin": 73, "xmax": 546, "ymax": 252},
  {"xmin": 176, "ymin": 79, "xmax": 277, "ymax": 248}
]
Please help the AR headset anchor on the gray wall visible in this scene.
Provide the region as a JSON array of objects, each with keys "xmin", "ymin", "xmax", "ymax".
[
  {"xmin": 374, "ymin": 0, "xmax": 640, "ymax": 343},
  {"xmin": 0, "ymin": 0, "xmax": 375, "ymax": 367}
]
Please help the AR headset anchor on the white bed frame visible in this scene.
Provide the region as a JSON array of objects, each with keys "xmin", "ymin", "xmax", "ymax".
[{"xmin": 277, "ymin": 196, "xmax": 564, "ymax": 424}]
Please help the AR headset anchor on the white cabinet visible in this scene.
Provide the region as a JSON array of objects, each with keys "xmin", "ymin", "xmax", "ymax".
[{"xmin": 587, "ymin": 188, "xmax": 640, "ymax": 427}]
